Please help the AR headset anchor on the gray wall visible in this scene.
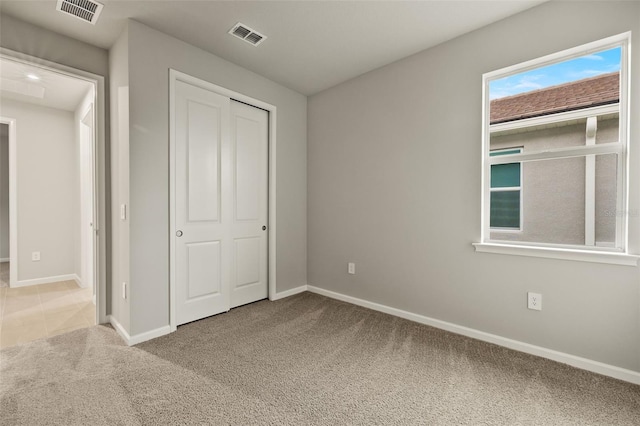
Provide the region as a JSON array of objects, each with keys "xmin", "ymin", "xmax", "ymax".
[
  {"xmin": 308, "ymin": 1, "xmax": 640, "ymax": 371},
  {"xmin": 0, "ymin": 99, "xmax": 77, "ymax": 282},
  {"xmin": 109, "ymin": 27, "xmax": 130, "ymax": 332},
  {"xmin": 0, "ymin": 124, "xmax": 8, "ymax": 260},
  {"xmin": 0, "ymin": 14, "xmax": 108, "ymax": 77},
  {"xmin": 125, "ymin": 21, "xmax": 307, "ymax": 335}
]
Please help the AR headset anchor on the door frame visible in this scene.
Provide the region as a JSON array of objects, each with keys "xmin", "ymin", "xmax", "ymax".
[
  {"xmin": 0, "ymin": 116, "xmax": 17, "ymax": 286},
  {"xmin": 80, "ymin": 103, "xmax": 97, "ymax": 298},
  {"xmin": 169, "ymin": 69, "xmax": 277, "ymax": 332},
  {"xmin": 0, "ymin": 48, "xmax": 107, "ymax": 325}
]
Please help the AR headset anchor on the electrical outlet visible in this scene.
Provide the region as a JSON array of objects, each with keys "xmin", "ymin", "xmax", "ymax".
[
  {"xmin": 527, "ymin": 292, "xmax": 542, "ymax": 311},
  {"xmin": 122, "ymin": 282, "xmax": 127, "ymax": 299},
  {"xmin": 32, "ymin": 251, "xmax": 41, "ymax": 261},
  {"xmin": 348, "ymin": 262, "xmax": 355, "ymax": 275}
]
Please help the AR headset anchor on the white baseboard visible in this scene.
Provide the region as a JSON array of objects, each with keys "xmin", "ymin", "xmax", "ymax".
[
  {"xmin": 108, "ymin": 315, "xmax": 131, "ymax": 344},
  {"xmin": 271, "ymin": 284, "xmax": 308, "ymax": 301},
  {"xmin": 75, "ymin": 275, "xmax": 86, "ymax": 288},
  {"xmin": 108, "ymin": 315, "xmax": 170, "ymax": 346},
  {"xmin": 129, "ymin": 325, "xmax": 171, "ymax": 346},
  {"xmin": 112, "ymin": 284, "xmax": 309, "ymax": 347},
  {"xmin": 306, "ymin": 285, "xmax": 640, "ymax": 385},
  {"xmin": 75, "ymin": 275, "xmax": 95, "ymax": 290},
  {"xmin": 13, "ymin": 274, "xmax": 80, "ymax": 288},
  {"xmin": 0, "ymin": 258, "xmax": 9, "ymax": 263}
]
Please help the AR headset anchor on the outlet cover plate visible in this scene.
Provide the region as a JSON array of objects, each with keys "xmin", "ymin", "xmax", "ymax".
[{"xmin": 528, "ymin": 292, "xmax": 542, "ymax": 311}]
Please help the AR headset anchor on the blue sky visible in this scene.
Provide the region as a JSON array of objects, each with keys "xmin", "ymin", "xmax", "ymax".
[{"xmin": 490, "ymin": 47, "xmax": 621, "ymax": 99}]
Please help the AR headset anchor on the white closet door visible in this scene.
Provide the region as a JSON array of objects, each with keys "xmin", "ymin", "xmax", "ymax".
[
  {"xmin": 230, "ymin": 100, "xmax": 268, "ymax": 308},
  {"xmin": 175, "ymin": 80, "xmax": 231, "ymax": 325},
  {"xmin": 175, "ymin": 80, "xmax": 269, "ymax": 326}
]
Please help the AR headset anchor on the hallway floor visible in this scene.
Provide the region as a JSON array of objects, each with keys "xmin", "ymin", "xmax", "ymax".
[{"xmin": 0, "ymin": 277, "xmax": 95, "ymax": 349}]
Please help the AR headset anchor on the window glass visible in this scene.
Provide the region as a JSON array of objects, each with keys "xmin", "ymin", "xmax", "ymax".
[
  {"xmin": 490, "ymin": 148, "xmax": 522, "ymax": 229},
  {"xmin": 489, "ymin": 154, "xmax": 617, "ymax": 246},
  {"xmin": 483, "ymin": 38, "xmax": 627, "ymax": 251},
  {"xmin": 490, "ymin": 191, "xmax": 520, "ymax": 229},
  {"xmin": 491, "ymin": 163, "xmax": 520, "ymax": 188}
]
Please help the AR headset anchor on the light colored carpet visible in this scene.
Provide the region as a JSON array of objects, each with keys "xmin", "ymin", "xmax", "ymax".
[
  {"xmin": 0, "ymin": 262, "xmax": 8, "ymax": 288},
  {"xmin": 1, "ymin": 292, "xmax": 639, "ymax": 425}
]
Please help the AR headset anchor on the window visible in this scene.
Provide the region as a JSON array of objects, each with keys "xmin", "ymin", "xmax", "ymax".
[
  {"xmin": 490, "ymin": 148, "xmax": 522, "ymax": 230},
  {"xmin": 478, "ymin": 33, "xmax": 632, "ymax": 261}
]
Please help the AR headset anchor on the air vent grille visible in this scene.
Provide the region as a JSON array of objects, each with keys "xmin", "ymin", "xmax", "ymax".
[
  {"xmin": 56, "ymin": 0, "xmax": 104, "ymax": 25},
  {"xmin": 232, "ymin": 26, "xmax": 252, "ymax": 39},
  {"xmin": 245, "ymin": 33, "xmax": 263, "ymax": 45},
  {"xmin": 228, "ymin": 23, "xmax": 267, "ymax": 47}
]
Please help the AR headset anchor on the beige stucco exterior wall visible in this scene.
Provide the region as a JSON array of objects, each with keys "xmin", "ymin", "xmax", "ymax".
[{"xmin": 490, "ymin": 116, "xmax": 618, "ymax": 245}]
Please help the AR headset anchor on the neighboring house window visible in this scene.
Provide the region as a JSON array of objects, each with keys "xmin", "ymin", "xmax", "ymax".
[
  {"xmin": 481, "ymin": 34, "xmax": 630, "ymax": 253},
  {"xmin": 490, "ymin": 148, "xmax": 522, "ymax": 230}
]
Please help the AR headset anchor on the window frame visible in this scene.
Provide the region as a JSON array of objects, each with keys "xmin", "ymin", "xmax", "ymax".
[
  {"xmin": 478, "ymin": 32, "xmax": 633, "ymax": 262},
  {"xmin": 489, "ymin": 147, "xmax": 523, "ymax": 232}
]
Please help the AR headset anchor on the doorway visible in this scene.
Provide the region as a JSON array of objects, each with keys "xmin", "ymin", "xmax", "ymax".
[
  {"xmin": 0, "ymin": 51, "xmax": 106, "ymax": 346},
  {"xmin": 169, "ymin": 70, "xmax": 277, "ymax": 330}
]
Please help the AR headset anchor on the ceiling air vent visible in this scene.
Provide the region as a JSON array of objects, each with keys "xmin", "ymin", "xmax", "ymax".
[
  {"xmin": 56, "ymin": 0, "xmax": 104, "ymax": 25},
  {"xmin": 228, "ymin": 23, "xmax": 266, "ymax": 47}
]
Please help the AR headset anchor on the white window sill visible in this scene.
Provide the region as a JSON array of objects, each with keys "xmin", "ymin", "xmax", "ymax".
[{"xmin": 473, "ymin": 243, "xmax": 639, "ymax": 266}]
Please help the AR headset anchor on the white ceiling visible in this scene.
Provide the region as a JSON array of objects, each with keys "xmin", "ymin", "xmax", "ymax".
[
  {"xmin": 0, "ymin": 57, "xmax": 93, "ymax": 111},
  {"xmin": 0, "ymin": 1, "xmax": 546, "ymax": 95}
]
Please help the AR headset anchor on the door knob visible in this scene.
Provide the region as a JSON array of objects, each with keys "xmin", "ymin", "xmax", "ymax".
[
  {"xmin": 176, "ymin": 230, "xmax": 183, "ymax": 237},
  {"xmin": 262, "ymin": 226, "xmax": 267, "ymax": 231}
]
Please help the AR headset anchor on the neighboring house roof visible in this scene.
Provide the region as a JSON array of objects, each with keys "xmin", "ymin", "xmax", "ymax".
[{"xmin": 490, "ymin": 72, "xmax": 619, "ymax": 124}]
